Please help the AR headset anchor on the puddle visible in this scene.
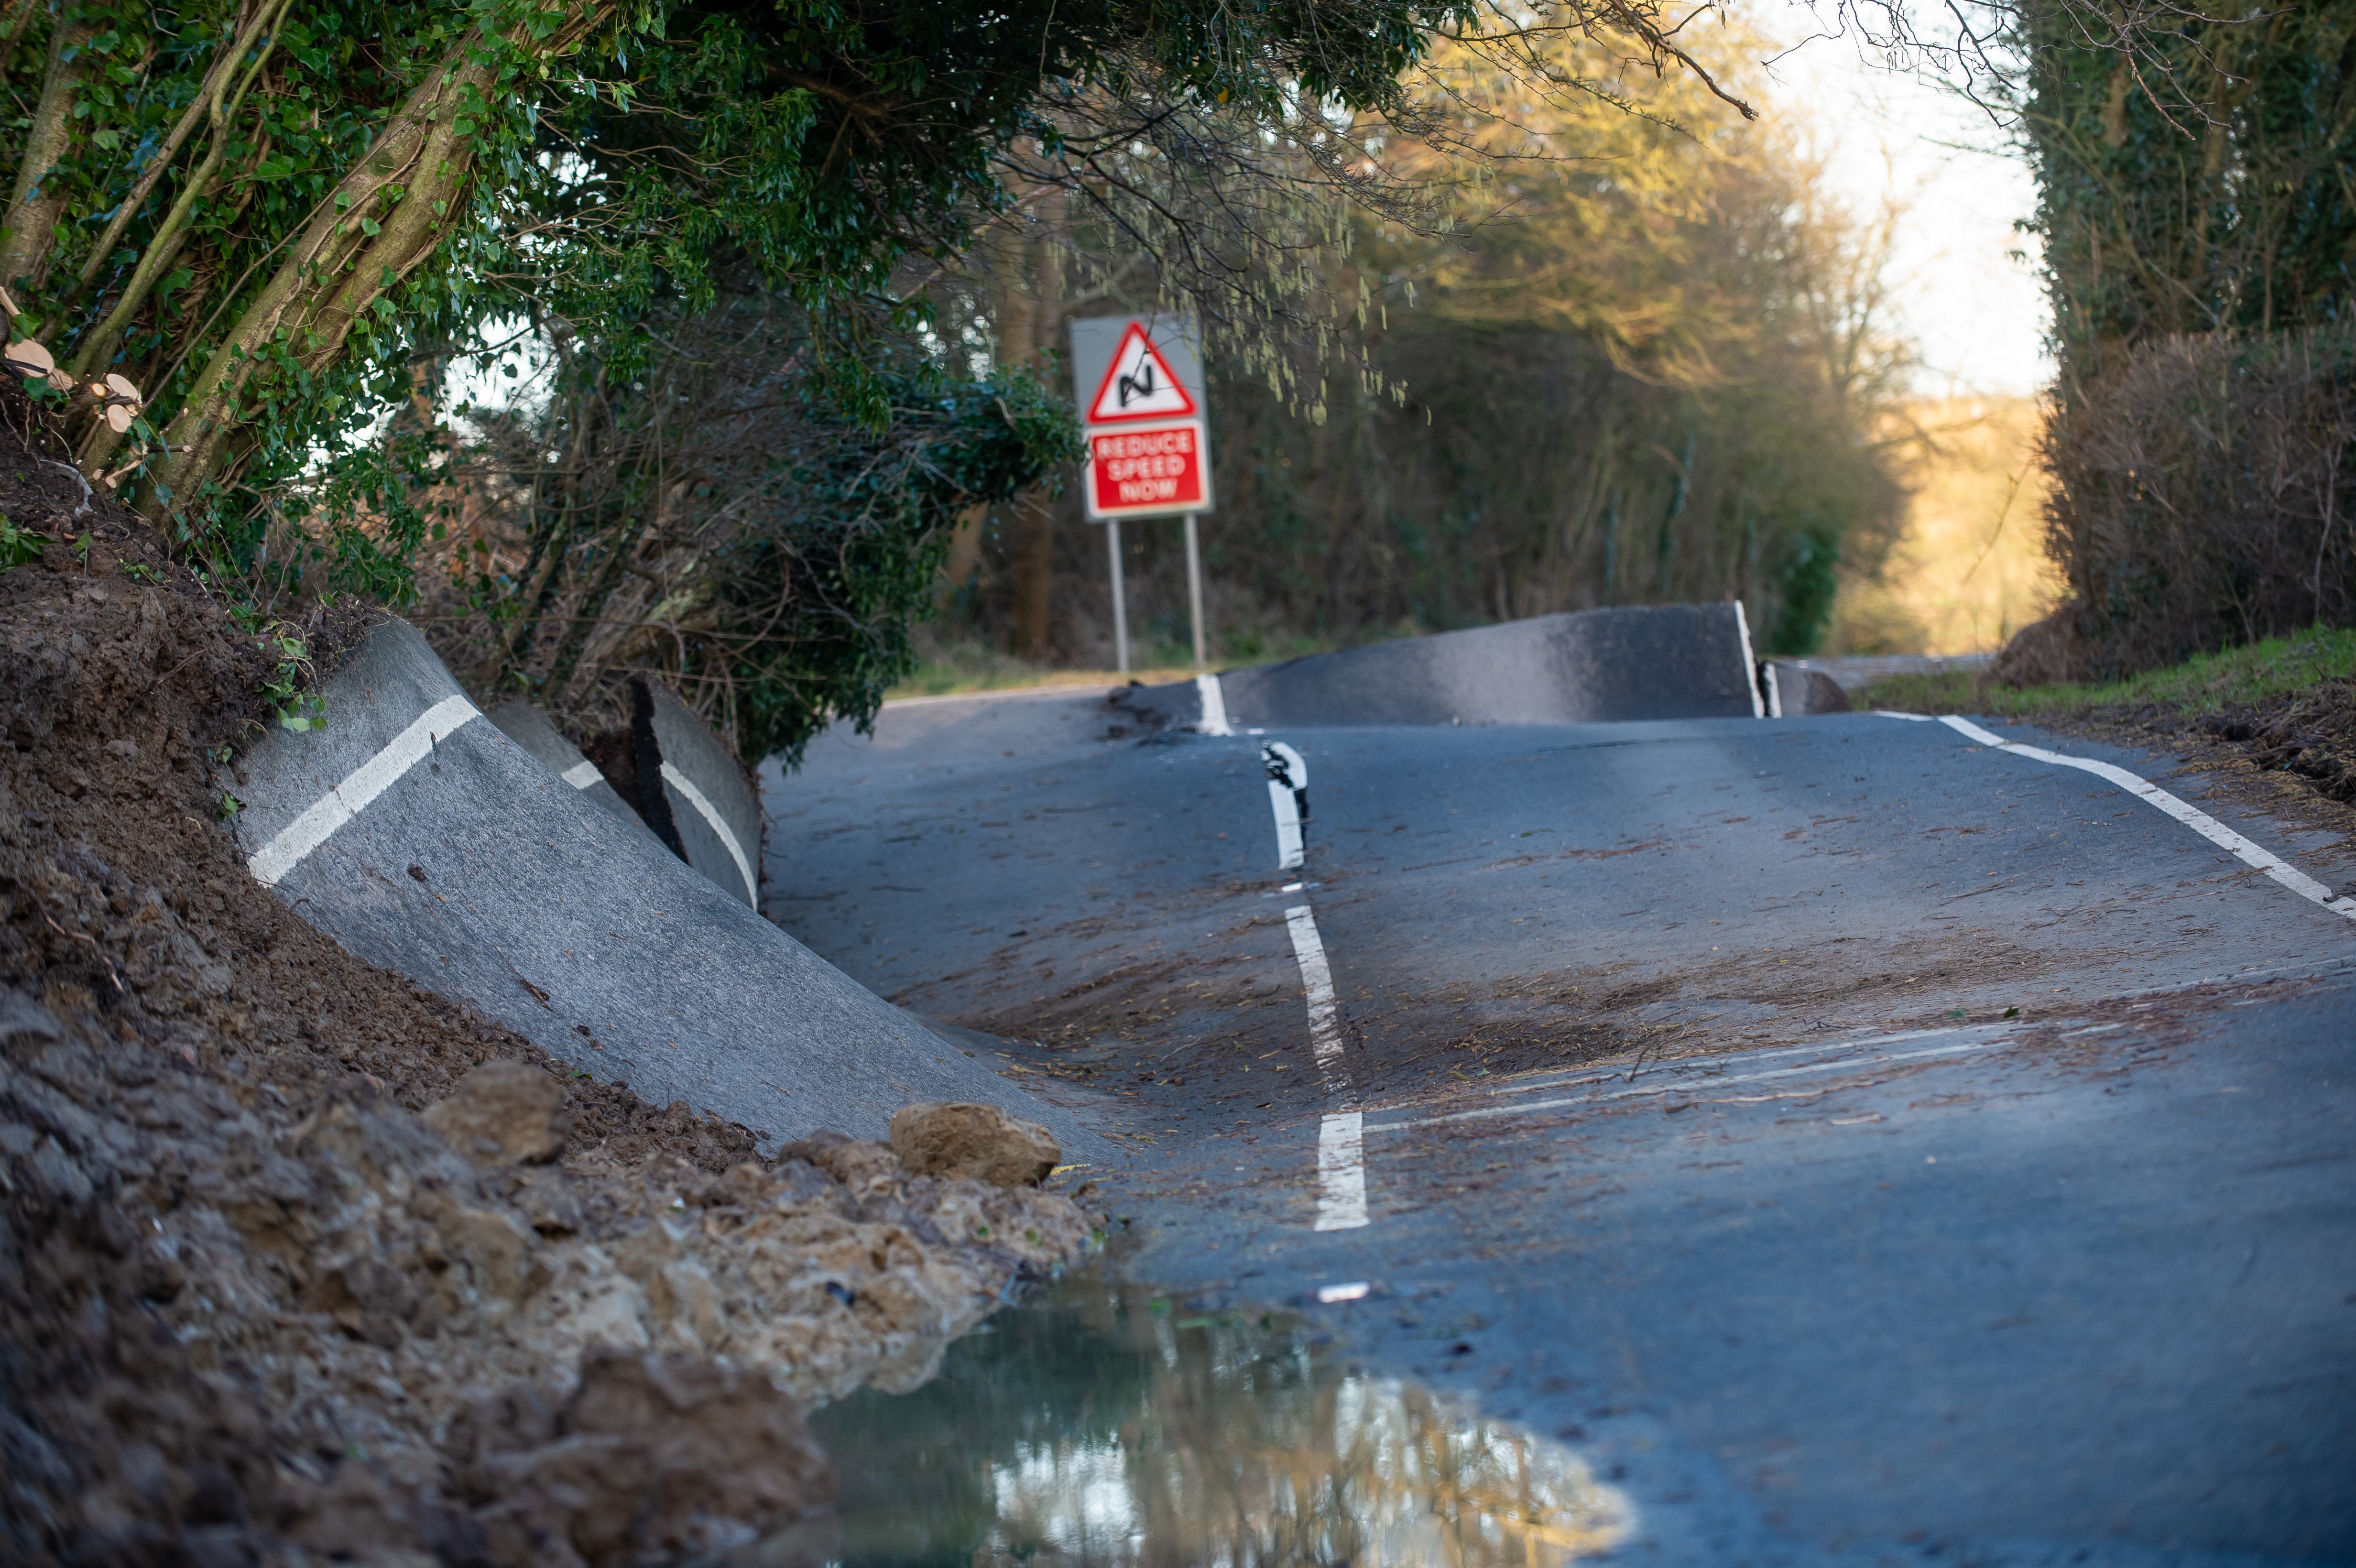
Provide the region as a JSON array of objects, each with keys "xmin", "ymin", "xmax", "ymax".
[{"xmin": 806, "ymin": 1264, "xmax": 1633, "ymax": 1567}]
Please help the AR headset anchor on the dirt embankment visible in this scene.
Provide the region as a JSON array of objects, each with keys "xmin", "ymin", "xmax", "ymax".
[{"xmin": 0, "ymin": 427, "xmax": 1096, "ymax": 1566}]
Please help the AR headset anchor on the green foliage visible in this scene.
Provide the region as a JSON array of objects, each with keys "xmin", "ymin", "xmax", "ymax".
[
  {"xmin": 409, "ymin": 288, "xmax": 1079, "ymax": 762},
  {"xmin": 2015, "ymin": 0, "xmax": 2356, "ymax": 380},
  {"xmin": 1125, "ymin": 33, "xmax": 1907, "ymax": 658},
  {"xmin": 0, "ymin": 0, "xmax": 1467, "ymax": 580},
  {"xmin": 228, "ymin": 607, "xmax": 324, "ymax": 730},
  {"xmin": 1996, "ymin": 2, "xmax": 2356, "ymax": 678},
  {"xmin": 0, "ymin": 515, "xmax": 46, "ymax": 570},
  {"xmin": 1767, "ymin": 522, "xmax": 1843, "ymax": 657},
  {"xmin": 3, "ymin": 0, "xmax": 1504, "ymax": 757},
  {"xmin": 722, "ymin": 348, "xmax": 1087, "ymax": 763}
]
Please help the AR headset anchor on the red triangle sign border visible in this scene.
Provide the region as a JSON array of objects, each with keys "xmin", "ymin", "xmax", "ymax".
[{"xmin": 1086, "ymin": 322, "xmax": 1198, "ymax": 424}]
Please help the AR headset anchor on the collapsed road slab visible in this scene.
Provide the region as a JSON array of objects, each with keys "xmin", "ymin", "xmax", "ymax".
[
  {"xmin": 229, "ymin": 618, "xmax": 1100, "ymax": 1152},
  {"xmin": 1119, "ymin": 602, "xmax": 1764, "ymax": 730},
  {"xmin": 637, "ymin": 678, "xmax": 763, "ymax": 908},
  {"xmin": 485, "ymin": 696, "xmax": 655, "ymax": 838}
]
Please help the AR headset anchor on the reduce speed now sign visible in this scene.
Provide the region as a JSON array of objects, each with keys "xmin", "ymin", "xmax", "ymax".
[{"xmin": 1068, "ymin": 315, "xmax": 1212, "ymax": 520}]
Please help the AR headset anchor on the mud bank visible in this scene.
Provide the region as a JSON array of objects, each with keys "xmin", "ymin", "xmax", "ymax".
[{"xmin": 0, "ymin": 431, "xmax": 1097, "ymax": 1566}]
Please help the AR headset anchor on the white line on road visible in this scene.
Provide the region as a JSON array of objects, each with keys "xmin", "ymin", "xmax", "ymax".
[
  {"xmin": 1429, "ymin": 1023, "xmax": 2012, "ymax": 1107},
  {"xmin": 1734, "ymin": 600, "xmax": 1765, "ymax": 718},
  {"xmin": 1196, "ymin": 673, "xmax": 1234, "ymax": 736},
  {"xmin": 1365, "ymin": 1033, "xmax": 2016, "ymax": 1134},
  {"xmin": 1268, "ymin": 783, "xmax": 1304, "ymax": 869},
  {"xmin": 659, "ymin": 759, "xmax": 758, "ymax": 905},
  {"xmin": 1283, "ymin": 901, "xmax": 1368, "ymax": 1230},
  {"xmin": 247, "ymin": 696, "xmax": 481, "ymax": 887},
  {"xmin": 1316, "ymin": 1112, "xmax": 1370, "ymax": 1231},
  {"xmin": 1284, "ymin": 904, "xmax": 1346, "ymax": 1078},
  {"xmin": 1929, "ymin": 714, "xmax": 2356, "ymax": 923},
  {"xmin": 560, "ymin": 759, "xmax": 602, "ymax": 788}
]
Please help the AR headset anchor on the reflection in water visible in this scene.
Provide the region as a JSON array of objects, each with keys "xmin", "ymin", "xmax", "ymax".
[{"xmin": 811, "ymin": 1267, "xmax": 1632, "ymax": 1567}]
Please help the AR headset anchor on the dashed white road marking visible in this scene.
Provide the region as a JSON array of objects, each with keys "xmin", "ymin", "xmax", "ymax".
[
  {"xmin": 1431, "ymin": 1023, "xmax": 2008, "ymax": 1107},
  {"xmin": 1283, "ymin": 894, "xmax": 1368, "ymax": 1231},
  {"xmin": 248, "ymin": 696, "xmax": 480, "ymax": 887},
  {"xmin": 1927, "ymin": 714, "xmax": 2356, "ymax": 922},
  {"xmin": 1316, "ymin": 1112, "xmax": 1370, "ymax": 1231},
  {"xmin": 1284, "ymin": 904, "xmax": 1346, "ymax": 1080},
  {"xmin": 1196, "ymin": 673, "xmax": 1234, "ymax": 736},
  {"xmin": 559, "ymin": 759, "xmax": 602, "ymax": 788},
  {"xmin": 659, "ymin": 759, "xmax": 757, "ymax": 905}
]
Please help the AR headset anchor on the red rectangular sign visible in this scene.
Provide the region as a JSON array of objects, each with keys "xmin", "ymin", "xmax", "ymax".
[{"xmin": 1086, "ymin": 421, "xmax": 1210, "ymax": 518}]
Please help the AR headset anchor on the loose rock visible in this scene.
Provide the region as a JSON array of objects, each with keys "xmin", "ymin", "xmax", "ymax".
[
  {"xmin": 424, "ymin": 1059, "xmax": 570, "ymax": 1168},
  {"xmin": 458, "ymin": 1347, "xmax": 836, "ymax": 1567},
  {"xmin": 889, "ymin": 1101, "xmax": 1061, "ymax": 1188}
]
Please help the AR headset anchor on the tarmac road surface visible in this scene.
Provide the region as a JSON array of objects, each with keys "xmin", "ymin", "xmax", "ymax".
[{"xmin": 763, "ymin": 682, "xmax": 2356, "ymax": 1567}]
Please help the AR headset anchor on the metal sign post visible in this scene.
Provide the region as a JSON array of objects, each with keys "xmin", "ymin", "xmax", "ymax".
[
  {"xmin": 1069, "ymin": 314, "xmax": 1212, "ymax": 676},
  {"xmin": 1105, "ymin": 518, "xmax": 1129, "ymax": 675},
  {"xmin": 1183, "ymin": 512, "xmax": 1206, "ymax": 673}
]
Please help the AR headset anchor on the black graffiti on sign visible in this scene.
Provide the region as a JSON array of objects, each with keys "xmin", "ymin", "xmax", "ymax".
[{"xmin": 1117, "ymin": 357, "xmax": 1160, "ymax": 408}]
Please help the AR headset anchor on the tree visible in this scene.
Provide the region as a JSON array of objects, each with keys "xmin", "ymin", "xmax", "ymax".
[
  {"xmin": 0, "ymin": 0, "xmax": 1475, "ymax": 576},
  {"xmin": 934, "ymin": 21, "xmax": 1912, "ymax": 660},
  {"xmin": 2012, "ymin": 0, "xmax": 2356, "ymax": 390}
]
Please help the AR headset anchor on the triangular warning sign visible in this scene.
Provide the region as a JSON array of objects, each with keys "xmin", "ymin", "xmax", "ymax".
[{"xmin": 1087, "ymin": 322, "xmax": 1197, "ymax": 423}]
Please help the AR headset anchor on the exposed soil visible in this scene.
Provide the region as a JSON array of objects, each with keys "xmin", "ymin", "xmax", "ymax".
[
  {"xmin": 2073, "ymin": 681, "xmax": 2356, "ymax": 837},
  {"xmin": 0, "ymin": 413, "xmax": 1097, "ymax": 1567}
]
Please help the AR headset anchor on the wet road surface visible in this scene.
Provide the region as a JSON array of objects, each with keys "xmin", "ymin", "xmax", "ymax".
[{"xmin": 761, "ymin": 686, "xmax": 2356, "ymax": 1566}]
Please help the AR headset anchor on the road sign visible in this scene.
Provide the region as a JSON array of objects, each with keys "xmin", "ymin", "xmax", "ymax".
[
  {"xmin": 1085, "ymin": 322, "xmax": 1198, "ymax": 422},
  {"xmin": 1086, "ymin": 421, "xmax": 1211, "ymax": 517},
  {"xmin": 1068, "ymin": 314, "xmax": 1217, "ymax": 677},
  {"xmin": 1069, "ymin": 315, "xmax": 1212, "ymax": 522}
]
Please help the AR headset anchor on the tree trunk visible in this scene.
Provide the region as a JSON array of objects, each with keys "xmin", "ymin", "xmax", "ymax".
[
  {"xmin": 938, "ymin": 501, "xmax": 989, "ymax": 606},
  {"xmin": 1000, "ymin": 185, "xmax": 1065, "ymax": 659},
  {"xmin": 0, "ymin": 17, "xmax": 95, "ymax": 294},
  {"xmin": 127, "ymin": 2, "xmax": 611, "ymax": 519}
]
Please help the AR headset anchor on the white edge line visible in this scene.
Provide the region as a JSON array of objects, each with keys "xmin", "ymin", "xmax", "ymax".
[
  {"xmin": 1733, "ymin": 600, "xmax": 1764, "ymax": 718},
  {"xmin": 660, "ymin": 759, "xmax": 758, "ymax": 906},
  {"xmin": 1930, "ymin": 713, "xmax": 2356, "ymax": 921},
  {"xmin": 1196, "ymin": 672, "xmax": 1234, "ymax": 736},
  {"xmin": 1763, "ymin": 662, "xmax": 1783, "ymax": 719},
  {"xmin": 559, "ymin": 759, "xmax": 602, "ymax": 789},
  {"xmin": 247, "ymin": 696, "xmax": 481, "ymax": 886}
]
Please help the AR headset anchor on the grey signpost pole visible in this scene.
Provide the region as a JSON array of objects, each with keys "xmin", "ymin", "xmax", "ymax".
[
  {"xmin": 1106, "ymin": 519, "xmax": 1130, "ymax": 676},
  {"xmin": 1183, "ymin": 513, "xmax": 1207, "ymax": 674}
]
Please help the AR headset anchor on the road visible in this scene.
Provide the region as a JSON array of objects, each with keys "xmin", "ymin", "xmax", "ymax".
[{"xmin": 760, "ymin": 682, "xmax": 2356, "ymax": 1567}]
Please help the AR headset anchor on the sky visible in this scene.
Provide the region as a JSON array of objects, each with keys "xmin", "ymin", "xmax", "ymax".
[{"xmin": 1757, "ymin": 24, "xmax": 2056, "ymax": 397}]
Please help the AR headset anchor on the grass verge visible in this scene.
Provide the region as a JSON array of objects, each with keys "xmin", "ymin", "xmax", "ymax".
[
  {"xmin": 1858, "ymin": 627, "xmax": 2356, "ymax": 835},
  {"xmin": 1854, "ymin": 627, "xmax": 2356, "ymax": 719},
  {"xmin": 886, "ymin": 647, "xmax": 1192, "ymax": 699}
]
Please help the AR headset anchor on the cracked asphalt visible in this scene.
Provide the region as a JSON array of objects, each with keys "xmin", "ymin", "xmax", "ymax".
[{"xmin": 761, "ymin": 683, "xmax": 2356, "ymax": 1567}]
